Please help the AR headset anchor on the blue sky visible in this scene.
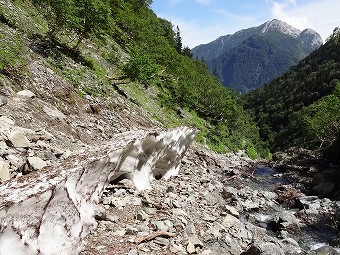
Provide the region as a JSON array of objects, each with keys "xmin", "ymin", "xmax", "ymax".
[{"xmin": 151, "ymin": 0, "xmax": 340, "ymax": 48}]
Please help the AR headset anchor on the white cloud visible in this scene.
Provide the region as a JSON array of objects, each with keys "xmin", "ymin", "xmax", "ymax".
[
  {"xmin": 167, "ymin": 0, "xmax": 183, "ymax": 7},
  {"xmin": 195, "ymin": 0, "xmax": 214, "ymax": 5},
  {"xmin": 154, "ymin": 0, "xmax": 340, "ymax": 48},
  {"xmin": 271, "ymin": 1, "xmax": 308, "ymax": 30},
  {"xmin": 165, "ymin": 14, "xmax": 264, "ymax": 48},
  {"xmin": 288, "ymin": 0, "xmax": 296, "ymax": 6},
  {"xmin": 160, "ymin": 16, "xmax": 217, "ymax": 47},
  {"xmin": 270, "ymin": 0, "xmax": 340, "ymax": 41}
]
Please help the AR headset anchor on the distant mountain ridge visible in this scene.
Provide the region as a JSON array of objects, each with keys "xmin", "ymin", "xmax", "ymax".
[
  {"xmin": 244, "ymin": 28, "xmax": 340, "ymax": 153},
  {"xmin": 192, "ymin": 19, "xmax": 322, "ymax": 61},
  {"xmin": 192, "ymin": 19, "xmax": 323, "ymax": 93}
]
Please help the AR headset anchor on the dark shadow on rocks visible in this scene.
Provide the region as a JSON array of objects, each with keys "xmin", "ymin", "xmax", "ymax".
[
  {"xmin": 270, "ymin": 147, "xmax": 340, "ymax": 199},
  {"xmin": 28, "ymin": 34, "xmax": 94, "ymax": 68},
  {"xmin": 0, "ymin": 14, "xmax": 18, "ymax": 29}
]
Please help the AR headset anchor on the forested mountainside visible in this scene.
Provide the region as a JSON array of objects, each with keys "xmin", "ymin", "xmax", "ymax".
[
  {"xmin": 245, "ymin": 28, "xmax": 340, "ymax": 159},
  {"xmin": 192, "ymin": 19, "xmax": 322, "ymax": 93},
  {"xmin": 192, "ymin": 19, "xmax": 322, "ymax": 62},
  {"xmin": 0, "ymin": 0, "xmax": 268, "ymax": 158}
]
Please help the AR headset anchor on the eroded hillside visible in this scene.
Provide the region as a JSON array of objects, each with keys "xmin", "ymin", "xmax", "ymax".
[{"xmin": 1, "ymin": 1, "xmax": 340, "ymax": 255}]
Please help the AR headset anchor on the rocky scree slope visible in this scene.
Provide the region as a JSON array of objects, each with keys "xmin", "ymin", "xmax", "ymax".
[
  {"xmin": 0, "ymin": 55, "xmax": 196, "ymax": 254},
  {"xmin": 1, "ymin": 79, "xmax": 340, "ymax": 255}
]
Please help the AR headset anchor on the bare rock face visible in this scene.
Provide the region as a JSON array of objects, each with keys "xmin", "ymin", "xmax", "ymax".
[
  {"xmin": 0, "ymin": 159, "xmax": 10, "ymax": 182},
  {"xmin": 8, "ymin": 131, "xmax": 31, "ymax": 148},
  {"xmin": 0, "ymin": 95, "xmax": 7, "ymax": 107},
  {"xmin": 16, "ymin": 89, "xmax": 36, "ymax": 98},
  {"xmin": 0, "ymin": 127, "xmax": 197, "ymax": 255}
]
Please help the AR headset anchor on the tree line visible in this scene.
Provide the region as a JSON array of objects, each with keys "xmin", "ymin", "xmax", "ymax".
[{"xmin": 245, "ymin": 27, "xmax": 340, "ymax": 159}]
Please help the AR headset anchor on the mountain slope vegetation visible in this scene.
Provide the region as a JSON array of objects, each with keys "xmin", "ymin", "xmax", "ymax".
[
  {"xmin": 192, "ymin": 19, "xmax": 322, "ymax": 93},
  {"xmin": 245, "ymin": 28, "xmax": 340, "ymax": 158},
  {"xmin": 209, "ymin": 31, "xmax": 312, "ymax": 93},
  {"xmin": 0, "ymin": 0, "xmax": 269, "ymax": 158}
]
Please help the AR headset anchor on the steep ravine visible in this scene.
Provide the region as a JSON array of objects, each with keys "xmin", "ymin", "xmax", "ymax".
[
  {"xmin": 79, "ymin": 142, "xmax": 339, "ymax": 255},
  {"xmin": 1, "ymin": 1, "xmax": 339, "ymax": 254},
  {"xmin": 79, "ymin": 145, "xmax": 340, "ymax": 255},
  {"xmin": 0, "ymin": 60, "xmax": 338, "ymax": 255},
  {"xmin": 1, "ymin": 87, "xmax": 340, "ymax": 254}
]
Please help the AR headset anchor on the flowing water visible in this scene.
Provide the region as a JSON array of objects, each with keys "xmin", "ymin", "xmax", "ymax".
[{"xmin": 248, "ymin": 165, "xmax": 338, "ymax": 252}]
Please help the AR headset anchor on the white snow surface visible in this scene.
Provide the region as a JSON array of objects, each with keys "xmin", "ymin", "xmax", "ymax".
[{"xmin": 0, "ymin": 127, "xmax": 197, "ymax": 255}]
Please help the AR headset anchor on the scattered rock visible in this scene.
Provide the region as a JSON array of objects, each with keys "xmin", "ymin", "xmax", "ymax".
[
  {"xmin": 170, "ymin": 243, "xmax": 185, "ymax": 253},
  {"xmin": 35, "ymin": 140, "xmax": 49, "ymax": 149},
  {"xmin": 222, "ymin": 214, "xmax": 240, "ymax": 228},
  {"xmin": 188, "ymin": 235, "xmax": 203, "ymax": 248},
  {"xmin": 111, "ymin": 197, "xmax": 127, "ymax": 208},
  {"xmin": 203, "ymin": 214, "xmax": 216, "ymax": 222},
  {"xmin": 155, "ymin": 221, "xmax": 169, "ymax": 232},
  {"xmin": 128, "ymin": 249, "xmax": 138, "ymax": 255},
  {"xmin": 313, "ymin": 182, "xmax": 335, "ymax": 197},
  {"xmin": 281, "ymin": 238, "xmax": 302, "ymax": 254},
  {"xmin": 136, "ymin": 210, "xmax": 149, "ymax": 221},
  {"xmin": 312, "ymin": 173, "xmax": 325, "ymax": 186},
  {"xmin": 242, "ymin": 242, "xmax": 284, "ymax": 255},
  {"xmin": 153, "ymin": 237, "xmax": 170, "ymax": 246},
  {"xmin": 93, "ymin": 205, "xmax": 106, "ymax": 220},
  {"xmin": 8, "ymin": 131, "xmax": 30, "ymax": 148},
  {"xmin": 330, "ymin": 235, "xmax": 340, "ymax": 247},
  {"xmin": 6, "ymin": 154, "xmax": 25, "ymax": 171},
  {"xmin": 225, "ymin": 205, "xmax": 240, "ymax": 217},
  {"xmin": 187, "ymin": 242, "xmax": 196, "ymax": 254},
  {"xmin": 308, "ymin": 246, "xmax": 339, "ymax": 255},
  {"xmin": 17, "ymin": 89, "xmax": 36, "ymax": 98},
  {"xmin": 0, "ymin": 83, "xmax": 338, "ymax": 255},
  {"xmin": 0, "ymin": 128, "xmax": 196, "ymax": 254},
  {"xmin": 26, "ymin": 156, "xmax": 47, "ymax": 171},
  {"xmin": 0, "ymin": 116, "xmax": 14, "ymax": 126},
  {"xmin": 0, "ymin": 95, "xmax": 7, "ymax": 106},
  {"xmin": 0, "ymin": 141, "xmax": 7, "ymax": 149},
  {"xmin": 114, "ymin": 189, "xmax": 126, "ymax": 197},
  {"xmin": 0, "ymin": 159, "xmax": 10, "ymax": 182},
  {"xmin": 43, "ymin": 105, "xmax": 66, "ymax": 120},
  {"xmin": 296, "ymin": 196, "xmax": 320, "ymax": 210},
  {"xmin": 172, "ymin": 208, "xmax": 188, "ymax": 217}
]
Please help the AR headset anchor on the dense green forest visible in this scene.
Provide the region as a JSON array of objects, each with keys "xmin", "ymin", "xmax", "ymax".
[
  {"xmin": 209, "ymin": 30, "xmax": 317, "ymax": 93},
  {"xmin": 245, "ymin": 28, "xmax": 340, "ymax": 159},
  {"xmin": 0, "ymin": 0, "xmax": 269, "ymax": 158}
]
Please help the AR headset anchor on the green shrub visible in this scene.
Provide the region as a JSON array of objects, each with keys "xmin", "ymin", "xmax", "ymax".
[
  {"xmin": 123, "ymin": 49, "xmax": 160, "ymax": 87},
  {"xmin": 245, "ymin": 143, "xmax": 258, "ymax": 159},
  {"xmin": 0, "ymin": 26, "xmax": 28, "ymax": 71}
]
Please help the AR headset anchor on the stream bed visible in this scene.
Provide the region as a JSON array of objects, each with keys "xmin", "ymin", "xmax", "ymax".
[
  {"xmin": 259, "ymin": 165, "xmax": 338, "ymax": 251},
  {"xmin": 228, "ymin": 164, "xmax": 340, "ymax": 254}
]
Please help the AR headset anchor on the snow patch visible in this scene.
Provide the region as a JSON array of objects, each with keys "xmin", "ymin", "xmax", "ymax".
[{"xmin": 0, "ymin": 127, "xmax": 197, "ymax": 255}]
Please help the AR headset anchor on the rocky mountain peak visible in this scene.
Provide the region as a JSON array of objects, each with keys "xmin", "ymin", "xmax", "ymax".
[
  {"xmin": 261, "ymin": 19, "xmax": 301, "ymax": 38},
  {"xmin": 192, "ymin": 19, "xmax": 324, "ymax": 93},
  {"xmin": 300, "ymin": 28, "xmax": 324, "ymax": 49},
  {"xmin": 260, "ymin": 19, "xmax": 323, "ymax": 48},
  {"xmin": 192, "ymin": 19, "xmax": 323, "ymax": 63}
]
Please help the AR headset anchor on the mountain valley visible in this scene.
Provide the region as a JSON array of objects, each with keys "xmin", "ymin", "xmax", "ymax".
[{"xmin": 0, "ymin": 1, "xmax": 340, "ymax": 254}]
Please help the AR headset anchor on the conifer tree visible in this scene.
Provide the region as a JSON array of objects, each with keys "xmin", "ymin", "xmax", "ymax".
[
  {"xmin": 174, "ymin": 26, "xmax": 182, "ymax": 53},
  {"xmin": 182, "ymin": 46, "xmax": 192, "ymax": 58}
]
